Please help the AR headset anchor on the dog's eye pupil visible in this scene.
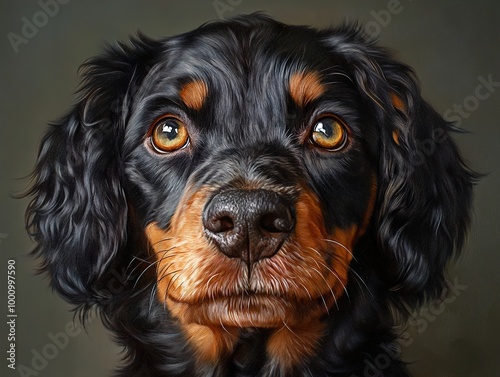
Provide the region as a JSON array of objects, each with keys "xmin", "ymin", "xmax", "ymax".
[
  {"xmin": 311, "ymin": 116, "xmax": 348, "ymax": 151},
  {"xmin": 162, "ymin": 124, "xmax": 177, "ymax": 139},
  {"xmin": 150, "ymin": 117, "xmax": 189, "ymax": 153}
]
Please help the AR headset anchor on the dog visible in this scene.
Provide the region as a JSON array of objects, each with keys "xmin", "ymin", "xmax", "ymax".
[{"xmin": 26, "ymin": 14, "xmax": 475, "ymax": 377}]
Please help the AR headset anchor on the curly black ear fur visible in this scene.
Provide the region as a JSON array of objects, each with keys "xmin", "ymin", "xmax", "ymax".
[
  {"xmin": 325, "ymin": 25, "xmax": 476, "ymax": 307},
  {"xmin": 25, "ymin": 34, "xmax": 160, "ymax": 307}
]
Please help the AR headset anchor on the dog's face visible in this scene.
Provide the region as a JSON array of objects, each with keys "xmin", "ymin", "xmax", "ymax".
[
  {"xmin": 124, "ymin": 27, "xmax": 378, "ymax": 362},
  {"xmin": 27, "ymin": 15, "xmax": 474, "ymax": 375}
]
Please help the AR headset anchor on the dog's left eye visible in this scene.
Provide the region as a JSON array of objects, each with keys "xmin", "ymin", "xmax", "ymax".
[
  {"xmin": 150, "ymin": 116, "xmax": 189, "ymax": 153},
  {"xmin": 310, "ymin": 116, "xmax": 348, "ymax": 151}
]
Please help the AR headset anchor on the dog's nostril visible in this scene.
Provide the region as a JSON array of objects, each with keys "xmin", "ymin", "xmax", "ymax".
[
  {"xmin": 260, "ymin": 212, "xmax": 294, "ymax": 234},
  {"xmin": 205, "ymin": 214, "xmax": 235, "ymax": 233},
  {"xmin": 213, "ymin": 216, "xmax": 234, "ymax": 233}
]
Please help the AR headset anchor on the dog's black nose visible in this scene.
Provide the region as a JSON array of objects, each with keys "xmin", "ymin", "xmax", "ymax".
[{"xmin": 203, "ymin": 189, "xmax": 295, "ymax": 265}]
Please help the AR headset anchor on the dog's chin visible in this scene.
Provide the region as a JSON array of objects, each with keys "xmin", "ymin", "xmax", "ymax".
[{"xmin": 166, "ymin": 294, "xmax": 334, "ymax": 328}]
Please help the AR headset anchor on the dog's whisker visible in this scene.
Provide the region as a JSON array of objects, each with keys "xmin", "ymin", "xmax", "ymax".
[
  {"xmin": 219, "ymin": 318, "xmax": 231, "ymax": 335},
  {"xmin": 133, "ymin": 254, "xmax": 177, "ymax": 289},
  {"xmin": 306, "ymin": 256, "xmax": 341, "ymax": 309},
  {"xmin": 129, "ymin": 262, "xmax": 156, "ymax": 282},
  {"xmin": 151, "ymin": 237, "xmax": 173, "ymax": 246},
  {"xmin": 155, "ymin": 245, "xmax": 178, "ymax": 256},
  {"xmin": 155, "ymin": 268, "xmax": 184, "ymax": 311},
  {"xmin": 297, "ymin": 281, "xmax": 313, "ymax": 301},
  {"xmin": 322, "ymin": 238, "xmax": 357, "ymax": 262},
  {"xmin": 129, "ymin": 253, "xmax": 156, "ymax": 264},
  {"xmin": 155, "ymin": 252, "xmax": 178, "ymax": 267},
  {"xmin": 126, "ymin": 254, "xmax": 155, "ymax": 275},
  {"xmin": 327, "ymin": 268, "xmax": 349, "ymax": 302},
  {"xmin": 319, "ymin": 293, "xmax": 331, "ymax": 315},
  {"xmin": 308, "ymin": 250, "xmax": 351, "ymax": 301},
  {"xmin": 170, "ymin": 273, "xmax": 184, "ymax": 299},
  {"xmin": 148, "ymin": 282, "xmax": 158, "ymax": 316},
  {"xmin": 206, "ymin": 273, "xmax": 221, "ymax": 298},
  {"xmin": 126, "ymin": 258, "xmax": 158, "ymax": 281},
  {"xmin": 129, "ymin": 254, "xmax": 156, "ymax": 265},
  {"xmin": 330, "ymin": 254, "xmax": 374, "ymax": 300},
  {"xmin": 312, "ymin": 253, "xmax": 350, "ymax": 299},
  {"xmin": 156, "ymin": 262, "xmax": 177, "ymax": 282},
  {"xmin": 156, "ymin": 265, "xmax": 181, "ymax": 282},
  {"xmin": 282, "ymin": 321, "xmax": 298, "ymax": 340},
  {"xmin": 133, "ymin": 263, "xmax": 158, "ymax": 290}
]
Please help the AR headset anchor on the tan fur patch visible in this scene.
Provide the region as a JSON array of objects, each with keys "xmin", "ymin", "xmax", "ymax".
[
  {"xmin": 183, "ymin": 323, "xmax": 239, "ymax": 364},
  {"xmin": 179, "ymin": 80, "xmax": 208, "ymax": 110},
  {"xmin": 267, "ymin": 320, "xmax": 325, "ymax": 371},
  {"xmin": 289, "ymin": 71, "xmax": 325, "ymax": 107}
]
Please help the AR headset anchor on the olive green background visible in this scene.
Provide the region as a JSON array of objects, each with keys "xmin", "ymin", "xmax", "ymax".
[{"xmin": 1, "ymin": 1, "xmax": 499, "ymax": 376}]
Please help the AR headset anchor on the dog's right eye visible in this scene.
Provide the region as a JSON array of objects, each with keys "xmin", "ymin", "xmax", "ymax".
[
  {"xmin": 150, "ymin": 116, "xmax": 189, "ymax": 153},
  {"xmin": 309, "ymin": 115, "xmax": 349, "ymax": 152}
]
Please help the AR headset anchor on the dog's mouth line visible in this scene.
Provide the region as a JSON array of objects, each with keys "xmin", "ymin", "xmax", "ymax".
[{"xmin": 166, "ymin": 291, "xmax": 338, "ymax": 308}]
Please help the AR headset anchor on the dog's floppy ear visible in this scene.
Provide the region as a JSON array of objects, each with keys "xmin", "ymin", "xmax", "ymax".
[
  {"xmin": 26, "ymin": 35, "xmax": 159, "ymax": 306},
  {"xmin": 325, "ymin": 25, "xmax": 476, "ymax": 306}
]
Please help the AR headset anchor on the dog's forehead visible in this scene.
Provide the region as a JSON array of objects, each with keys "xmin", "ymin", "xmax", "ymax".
[{"xmin": 159, "ymin": 23, "xmax": 336, "ymax": 112}]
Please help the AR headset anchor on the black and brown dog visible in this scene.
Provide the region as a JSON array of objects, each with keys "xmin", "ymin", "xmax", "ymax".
[{"xmin": 26, "ymin": 14, "xmax": 475, "ymax": 377}]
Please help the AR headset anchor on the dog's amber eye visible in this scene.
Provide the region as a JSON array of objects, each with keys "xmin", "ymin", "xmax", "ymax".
[
  {"xmin": 150, "ymin": 116, "xmax": 189, "ymax": 153},
  {"xmin": 310, "ymin": 116, "xmax": 348, "ymax": 151}
]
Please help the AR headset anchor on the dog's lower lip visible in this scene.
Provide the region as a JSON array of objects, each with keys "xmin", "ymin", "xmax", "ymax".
[
  {"xmin": 166, "ymin": 292, "xmax": 336, "ymax": 328},
  {"xmin": 167, "ymin": 294, "xmax": 297, "ymax": 328}
]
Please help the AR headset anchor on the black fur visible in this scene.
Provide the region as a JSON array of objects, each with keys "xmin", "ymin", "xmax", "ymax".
[{"xmin": 26, "ymin": 14, "xmax": 475, "ymax": 377}]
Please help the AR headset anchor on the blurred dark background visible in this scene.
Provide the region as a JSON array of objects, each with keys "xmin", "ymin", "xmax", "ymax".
[{"xmin": 1, "ymin": 1, "xmax": 499, "ymax": 376}]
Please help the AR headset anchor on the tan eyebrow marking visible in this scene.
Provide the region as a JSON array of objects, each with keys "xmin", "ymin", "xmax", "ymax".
[
  {"xmin": 179, "ymin": 80, "xmax": 208, "ymax": 110},
  {"xmin": 289, "ymin": 71, "xmax": 325, "ymax": 107}
]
